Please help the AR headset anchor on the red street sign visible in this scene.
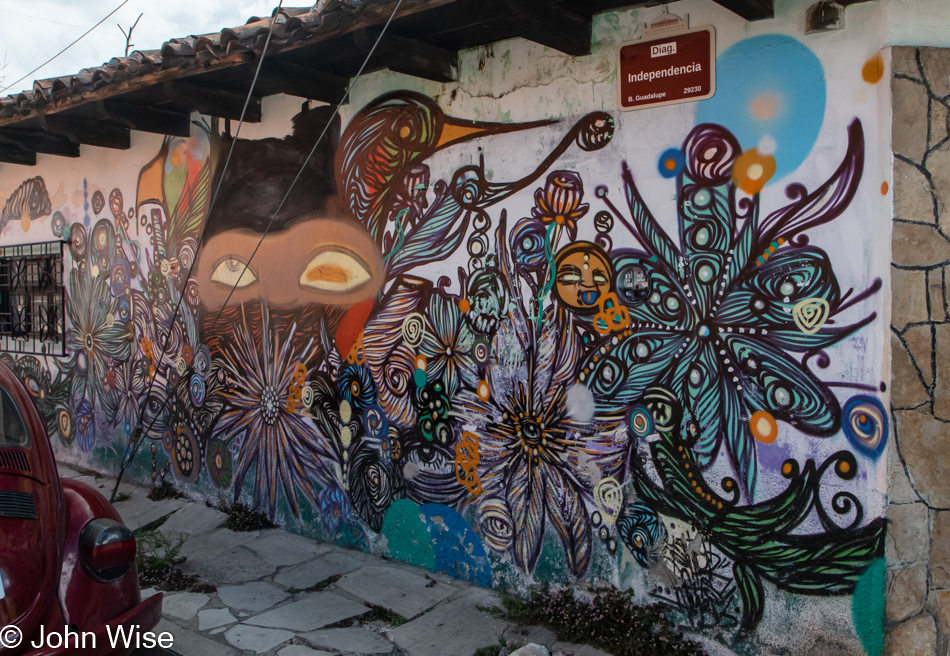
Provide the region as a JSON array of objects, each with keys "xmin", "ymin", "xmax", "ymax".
[{"xmin": 619, "ymin": 27, "xmax": 716, "ymax": 111}]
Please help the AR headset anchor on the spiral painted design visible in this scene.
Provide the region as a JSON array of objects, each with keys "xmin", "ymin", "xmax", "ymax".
[
  {"xmin": 189, "ymin": 374, "xmax": 206, "ymax": 407},
  {"xmin": 627, "ymin": 404, "xmax": 654, "ymax": 438},
  {"xmin": 682, "ymin": 123, "xmax": 741, "ymax": 186},
  {"xmin": 401, "ymin": 313, "xmax": 425, "ymax": 347},
  {"xmin": 472, "ymin": 338, "xmax": 490, "ymax": 364},
  {"xmin": 51, "ymin": 211, "xmax": 66, "ymax": 237},
  {"xmin": 842, "ymin": 395, "xmax": 887, "ymax": 457},
  {"xmin": 193, "ymin": 344, "xmax": 212, "ymax": 379},
  {"xmin": 301, "ymin": 384, "xmax": 314, "ymax": 409},
  {"xmin": 478, "ymin": 498, "xmax": 514, "ymax": 552}
]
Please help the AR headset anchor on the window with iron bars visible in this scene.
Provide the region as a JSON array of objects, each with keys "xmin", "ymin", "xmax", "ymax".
[{"xmin": 0, "ymin": 241, "xmax": 65, "ymax": 356}]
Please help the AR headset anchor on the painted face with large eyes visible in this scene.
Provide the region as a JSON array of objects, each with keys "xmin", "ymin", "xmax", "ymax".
[
  {"xmin": 195, "ymin": 217, "xmax": 384, "ymax": 310},
  {"xmin": 553, "ymin": 241, "xmax": 614, "ymax": 314}
]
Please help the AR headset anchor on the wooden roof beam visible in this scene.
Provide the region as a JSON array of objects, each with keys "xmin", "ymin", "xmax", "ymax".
[
  {"xmin": 40, "ymin": 115, "xmax": 131, "ymax": 150},
  {"xmin": 164, "ymin": 80, "xmax": 262, "ymax": 122},
  {"xmin": 0, "ymin": 130, "xmax": 79, "ymax": 157},
  {"xmin": 712, "ymin": 0, "xmax": 774, "ymax": 20},
  {"xmin": 0, "ymin": 143, "xmax": 36, "ymax": 166},
  {"xmin": 355, "ymin": 29, "xmax": 458, "ymax": 82},
  {"xmin": 256, "ymin": 60, "xmax": 349, "ymax": 104},
  {"xmin": 98, "ymin": 101, "xmax": 193, "ymax": 137},
  {"xmin": 502, "ymin": 0, "xmax": 592, "ymax": 56}
]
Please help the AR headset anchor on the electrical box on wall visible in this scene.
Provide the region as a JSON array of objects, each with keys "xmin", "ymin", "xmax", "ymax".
[{"xmin": 617, "ymin": 263, "xmax": 651, "ymax": 304}]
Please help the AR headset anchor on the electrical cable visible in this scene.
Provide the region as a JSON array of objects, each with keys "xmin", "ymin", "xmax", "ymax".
[
  {"xmin": 109, "ymin": 1, "xmax": 284, "ymax": 501},
  {"xmin": 0, "ymin": 0, "xmax": 131, "ymax": 94},
  {"xmin": 111, "ymin": 0, "xmax": 406, "ymax": 501},
  {"xmin": 205, "ymin": 0, "xmax": 406, "ymax": 335}
]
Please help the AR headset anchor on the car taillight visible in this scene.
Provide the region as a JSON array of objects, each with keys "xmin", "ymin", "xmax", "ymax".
[{"xmin": 79, "ymin": 518, "xmax": 136, "ymax": 581}]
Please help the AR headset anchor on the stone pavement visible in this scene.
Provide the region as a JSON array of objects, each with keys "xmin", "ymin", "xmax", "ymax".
[{"xmin": 57, "ymin": 462, "xmax": 613, "ymax": 656}]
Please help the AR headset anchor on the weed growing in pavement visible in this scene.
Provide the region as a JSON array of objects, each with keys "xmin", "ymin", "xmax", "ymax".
[
  {"xmin": 114, "ymin": 492, "xmax": 131, "ymax": 502},
  {"xmin": 135, "ymin": 530, "xmax": 215, "ymax": 593},
  {"xmin": 147, "ymin": 480, "xmax": 183, "ymax": 501},
  {"xmin": 304, "ymin": 574, "xmax": 342, "ymax": 593},
  {"xmin": 223, "ymin": 502, "xmax": 275, "ymax": 531},
  {"xmin": 498, "ymin": 585, "xmax": 706, "ymax": 656},
  {"xmin": 359, "ymin": 604, "xmax": 408, "ymax": 627},
  {"xmin": 474, "ymin": 646, "xmax": 502, "ymax": 656}
]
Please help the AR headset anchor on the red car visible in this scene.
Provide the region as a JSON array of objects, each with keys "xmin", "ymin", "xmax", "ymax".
[{"xmin": 0, "ymin": 362, "xmax": 162, "ymax": 655}]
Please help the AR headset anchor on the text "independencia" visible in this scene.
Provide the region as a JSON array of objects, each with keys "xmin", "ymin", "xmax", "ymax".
[{"xmin": 628, "ymin": 63, "xmax": 703, "ymax": 83}]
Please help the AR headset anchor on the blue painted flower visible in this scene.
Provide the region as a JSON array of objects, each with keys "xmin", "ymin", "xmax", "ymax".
[{"xmin": 583, "ymin": 121, "xmax": 874, "ymax": 493}]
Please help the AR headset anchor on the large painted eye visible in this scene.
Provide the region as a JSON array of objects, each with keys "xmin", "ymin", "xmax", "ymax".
[
  {"xmin": 300, "ymin": 249, "xmax": 372, "ymax": 293},
  {"xmin": 211, "ymin": 258, "xmax": 257, "ymax": 288}
]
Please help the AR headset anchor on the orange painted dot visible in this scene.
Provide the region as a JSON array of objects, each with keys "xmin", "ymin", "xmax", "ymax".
[
  {"xmin": 862, "ymin": 54, "xmax": 885, "ymax": 84},
  {"xmin": 665, "ymin": 158, "xmax": 677, "ymax": 171},
  {"xmin": 459, "ymin": 299, "xmax": 470, "ymax": 313},
  {"xmin": 840, "ymin": 461, "xmax": 851, "ymax": 474},
  {"xmin": 750, "ymin": 410, "xmax": 778, "ymax": 444},
  {"xmin": 733, "ymin": 149, "xmax": 776, "ymax": 195},
  {"xmin": 782, "ymin": 462, "xmax": 793, "ymax": 476},
  {"xmin": 881, "ymin": 181, "xmax": 889, "ymax": 195},
  {"xmin": 477, "ymin": 380, "xmax": 491, "ymax": 402}
]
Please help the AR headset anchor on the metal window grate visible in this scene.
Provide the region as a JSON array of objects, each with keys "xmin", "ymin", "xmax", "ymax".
[{"xmin": 0, "ymin": 241, "xmax": 65, "ymax": 356}]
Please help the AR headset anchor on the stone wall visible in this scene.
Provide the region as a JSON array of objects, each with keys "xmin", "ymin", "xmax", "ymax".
[{"xmin": 888, "ymin": 45, "xmax": 950, "ymax": 656}]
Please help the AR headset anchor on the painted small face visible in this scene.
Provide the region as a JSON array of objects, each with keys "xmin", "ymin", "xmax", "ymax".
[
  {"xmin": 554, "ymin": 242, "xmax": 613, "ymax": 313},
  {"xmin": 195, "ymin": 217, "xmax": 384, "ymax": 310}
]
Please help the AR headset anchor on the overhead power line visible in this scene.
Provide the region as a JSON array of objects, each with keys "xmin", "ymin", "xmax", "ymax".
[{"xmin": 0, "ymin": 0, "xmax": 131, "ymax": 94}]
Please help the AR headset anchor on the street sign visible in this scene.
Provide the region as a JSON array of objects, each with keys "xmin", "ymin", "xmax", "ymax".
[{"xmin": 619, "ymin": 26, "xmax": 716, "ymax": 111}]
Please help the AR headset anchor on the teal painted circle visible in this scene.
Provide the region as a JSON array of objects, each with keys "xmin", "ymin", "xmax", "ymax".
[
  {"xmin": 694, "ymin": 190, "xmax": 711, "ymax": 208},
  {"xmin": 780, "ymin": 281, "xmax": 795, "ymax": 296},
  {"xmin": 696, "ymin": 35, "xmax": 826, "ymax": 182},
  {"xmin": 695, "ymin": 227, "xmax": 710, "ymax": 245},
  {"xmin": 666, "ymin": 296, "xmax": 680, "ymax": 310},
  {"xmin": 414, "ymin": 368, "xmax": 427, "ymax": 388},
  {"xmin": 697, "ymin": 264, "xmax": 714, "ymax": 282},
  {"xmin": 650, "ymin": 292, "xmax": 661, "ymax": 304},
  {"xmin": 635, "ymin": 343, "xmax": 650, "ymax": 358}
]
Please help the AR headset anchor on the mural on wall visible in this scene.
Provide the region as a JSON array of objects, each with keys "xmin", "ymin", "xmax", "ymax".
[{"xmin": 0, "ymin": 33, "xmax": 889, "ymax": 650}]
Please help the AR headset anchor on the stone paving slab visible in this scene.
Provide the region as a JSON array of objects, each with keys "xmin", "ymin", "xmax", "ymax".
[
  {"xmin": 272, "ymin": 551, "xmax": 365, "ymax": 589},
  {"xmin": 158, "ymin": 502, "xmax": 227, "ymax": 540},
  {"xmin": 217, "ymin": 581, "xmax": 290, "ymax": 612},
  {"xmin": 56, "ymin": 457, "xmax": 612, "ymax": 656},
  {"xmin": 505, "ymin": 624, "xmax": 558, "ymax": 650},
  {"xmin": 115, "ymin": 495, "xmax": 186, "ymax": 531},
  {"xmin": 551, "ymin": 642, "xmax": 614, "ymax": 656},
  {"xmin": 179, "ymin": 528, "xmax": 261, "ymax": 560},
  {"xmin": 198, "ymin": 608, "xmax": 238, "ymax": 631},
  {"xmin": 245, "ymin": 530, "xmax": 334, "ymax": 567},
  {"xmin": 390, "ymin": 590, "xmax": 506, "ymax": 656},
  {"xmin": 301, "ymin": 626, "xmax": 395, "ymax": 654},
  {"xmin": 277, "ymin": 646, "xmax": 335, "ymax": 656},
  {"xmin": 244, "ymin": 591, "xmax": 370, "ymax": 632},
  {"xmin": 182, "ymin": 545, "xmax": 278, "ymax": 585},
  {"xmin": 224, "ymin": 624, "xmax": 294, "ymax": 654},
  {"xmin": 157, "ymin": 619, "xmax": 237, "ymax": 656},
  {"xmin": 162, "ymin": 592, "xmax": 210, "ymax": 621},
  {"xmin": 336, "ymin": 565, "xmax": 456, "ymax": 619}
]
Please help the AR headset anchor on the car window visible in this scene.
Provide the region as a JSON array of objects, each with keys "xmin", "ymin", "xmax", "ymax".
[{"xmin": 0, "ymin": 387, "xmax": 28, "ymax": 448}]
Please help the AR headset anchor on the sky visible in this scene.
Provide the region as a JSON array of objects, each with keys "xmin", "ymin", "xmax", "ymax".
[{"xmin": 0, "ymin": 0, "xmax": 280, "ymax": 95}]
